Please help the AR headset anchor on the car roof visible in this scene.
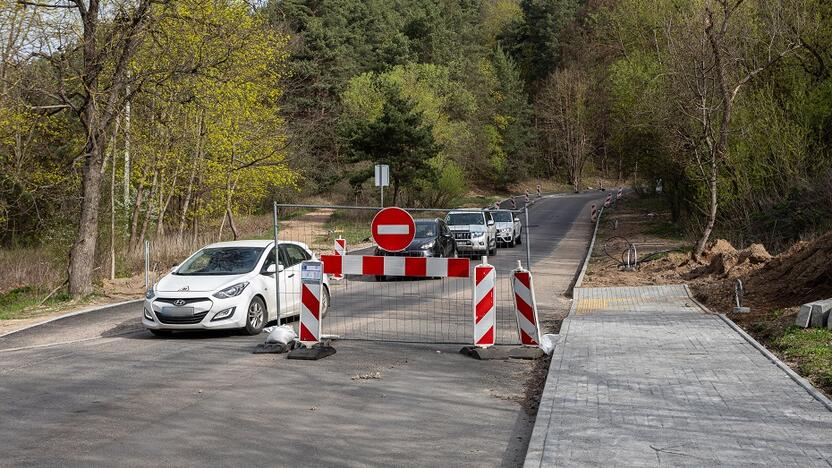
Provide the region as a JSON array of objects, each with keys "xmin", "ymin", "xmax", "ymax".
[
  {"xmin": 202, "ymin": 240, "xmax": 307, "ymax": 249},
  {"xmin": 447, "ymin": 210, "xmax": 484, "ymax": 214},
  {"xmin": 414, "ymin": 218, "xmax": 439, "ymax": 223}
]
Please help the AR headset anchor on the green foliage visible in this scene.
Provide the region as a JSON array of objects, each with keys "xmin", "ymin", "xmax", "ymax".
[
  {"xmin": 0, "ymin": 286, "xmax": 72, "ymax": 320},
  {"xmin": 346, "ymin": 94, "xmax": 441, "ymax": 204},
  {"xmin": 775, "ymin": 327, "xmax": 832, "ymax": 390}
]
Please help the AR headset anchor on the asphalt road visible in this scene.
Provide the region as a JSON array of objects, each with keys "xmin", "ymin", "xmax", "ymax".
[{"xmin": 0, "ymin": 191, "xmax": 605, "ymax": 467}]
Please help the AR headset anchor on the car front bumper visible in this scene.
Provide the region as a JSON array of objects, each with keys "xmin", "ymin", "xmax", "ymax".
[
  {"xmin": 142, "ymin": 294, "xmax": 249, "ymax": 331},
  {"xmin": 455, "ymin": 237, "xmax": 489, "ymax": 252}
]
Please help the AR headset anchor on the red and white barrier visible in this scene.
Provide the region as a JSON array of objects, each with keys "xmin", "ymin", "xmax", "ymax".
[
  {"xmin": 590, "ymin": 204, "xmax": 597, "ymax": 221},
  {"xmin": 616, "ymin": 187, "xmax": 623, "ymax": 200},
  {"xmin": 473, "ymin": 262, "xmax": 496, "ymax": 348},
  {"xmin": 332, "ymin": 237, "xmax": 346, "ymax": 280},
  {"xmin": 604, "ymin": 193, "xmax": 612, "ymax": 208},
  {"xmin": 511, "ymin": 267, "xmax": 541, "ymax": 346},
  {"xmin": 321, "ymin": 255, "xmax": 470, "ymax": 278},
  {"xmin": 299, "ymin": 272, "xmax": 322, "ymax": 346}
]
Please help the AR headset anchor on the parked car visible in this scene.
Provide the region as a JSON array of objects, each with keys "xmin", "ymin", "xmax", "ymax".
[
  {"xmin": 491, "ymin": 210, "xmax": 522, "ymax": 247},
  {"xmin": 142, "ymin": 240, "xmax": 329, "ymax": 336},
  {"xmin": 375, "ymin": 218, "xmax": 457, "ymax": 258},
  {"xmin": 445, "ymin": 210, "xmax": 497, "ymax": 257}
]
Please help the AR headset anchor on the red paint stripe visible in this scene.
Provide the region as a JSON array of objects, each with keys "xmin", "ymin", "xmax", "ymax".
[
  {"xmin": 475, "ymin": 290, "xmax": 494, "ymax": 322},
  {"xmin": 405, "ymin": 257, "xmax": 427, "ymax": 277},
  {"xmin": 515, "ymin": 271, "xmax": 531, "ymax": 289},
  {"xmin": 520, "ymin": 329, "xmax": 537, "ymax": 346},
  {"xmin": 363, "ymin": 256, "xmax": 384, "ymax": 275},
  {"xmin": 475, "ymin": 265, "xmax": 493, "ymax": 284},
  {"xmin": 476, "ymin": 327, "xmax": 494, "ymax": 346},
  {"xmin": 302, "ymin": 285, "xmax": 320, "ymax": 319},
  {"xmin": 300, "ymin": 322, "xmax": 316, "ymax": 342},
  {"xmin": 515, "ymin": 294, "xmax": 535, "ymax": 324},
  {"xmin": 336, "ymin": 239, "xmax": 346, "ymax": 249},
  {"xmin": 321, "ymin": 255, "xmax": 342, "ymax": 275},
  {"xmin": 447, "ymin": 258, "xmax": 470, "ymax": 278}
]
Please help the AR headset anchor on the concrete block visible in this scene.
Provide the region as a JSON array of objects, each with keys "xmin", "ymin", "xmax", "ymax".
[
  {"xmin": 509, "ymin": 347, "xmax": 546, "ymax": 360},
  {"xmin": 795, "ymin": 304, "xmax": 814, "ymax": 328},
  {"xmin": 809, "ymin": 299, "xmax": 832, "ymax": 328},
  {"xmin": 287, "ymin": 344, "xmax": 336, "ymax": 360}
]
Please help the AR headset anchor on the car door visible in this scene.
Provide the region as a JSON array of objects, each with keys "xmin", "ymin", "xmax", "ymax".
[
  {"xmin": 440, "ymin": 221, "xmax": 454, "ymax": 256},
  {"xmin": 282, "ymin": 244, "xmax": 311, "ymax": 317},
  {"xmin": 257, "ymin": 247, "xmax": 279, "ymax": 320}
]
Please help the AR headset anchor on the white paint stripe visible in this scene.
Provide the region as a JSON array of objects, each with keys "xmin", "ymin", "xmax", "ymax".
[
  {"xmin": 426, "ymin": 258, "xmax": 447, "ymax": 277},
  {"xmin": 384, "ymin": 257, "xmax": 406, "ymax": 276},
  {"xmin": 377, "ymin": 224, "xmax": 410, "ymax": 235},
  {"xmin": 343, "ymin": 255, "xmax": 364, "ymax": 275},
  {"xmin": 474, "ymin": 269, "xmax": 495, "ymax": 302},
  {"xmin": 475, "ymin": 309, "xmax": 495, "ymax": 344}
]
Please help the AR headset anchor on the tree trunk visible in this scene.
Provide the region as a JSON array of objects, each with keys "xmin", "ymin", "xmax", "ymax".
[
  {"xmin": 694, "ymin": 158, "xmax": 719, "ymax": 257},
  {"xmin": 129, "ymin": 183, "xmax": 144, "ymax": 248},
  {"xmin": 68, "ymin": 137, "xmax": 105, "ymax": 296}
]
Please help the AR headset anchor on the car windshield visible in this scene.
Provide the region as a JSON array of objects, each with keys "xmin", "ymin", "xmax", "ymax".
[
  {"xmin": 415, "ymin": 221, "xmax": 437, "ymax": 238},
  {"xmin": 492, "ymin": 211, "xmax": 513, "ymax": 222},
  {"xmin": 176, "ymin": 247, "xmax": 265, "ymax": 275},
  {"xmin": 447, "ymin": 213, "xmax": 484, "ymax": 225}
]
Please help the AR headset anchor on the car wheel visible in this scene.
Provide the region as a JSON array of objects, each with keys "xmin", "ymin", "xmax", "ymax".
[
  {"xmin": 516, "ymin": 233, "xmax": 522, "ymax": 245},
  {"xmin": 149, "ymin": 329, "xmax": 172, "ymax": 337},
  {"xmin": 243, "ymin": 296, "xmax": 266, "ymax": 335},
  {"xmin": 321, "ymin": 285, "xmax": 331, "ymax": 318}
]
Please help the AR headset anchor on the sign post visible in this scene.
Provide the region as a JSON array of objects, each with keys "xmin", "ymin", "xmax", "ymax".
[{"xmin": 375, "ymin": 164, "xmax": 389, "ymax": 208}]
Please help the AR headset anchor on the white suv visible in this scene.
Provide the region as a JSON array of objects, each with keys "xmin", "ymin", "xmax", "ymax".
[
  {"xmin": 491, "ymin": 210, "xmax": 522, "ymax": 247},
  {"xmin": 445, "ymin": 210, "xmax": 497, "ymax": 257},
  {"xmin": 143, "ymin": 240, "xmax": 329, "ymax": 336}
]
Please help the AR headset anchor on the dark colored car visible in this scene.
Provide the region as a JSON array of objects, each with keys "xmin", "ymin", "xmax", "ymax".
[{"xmin": 375, "ymin": 218, "xmax": 457, "ymax": 258}]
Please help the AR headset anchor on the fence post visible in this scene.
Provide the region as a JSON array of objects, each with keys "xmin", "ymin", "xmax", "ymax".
[
  {"xmin": 144, "ymin": 240, "xmax": 150, "ymax": 290},
  {"xmin": 524, "ymin": 205, "xmax": 532, "ymax": 272},
  {"xmin": 273, "ymin": 202, "xmax": 281, "ymax": 326}
]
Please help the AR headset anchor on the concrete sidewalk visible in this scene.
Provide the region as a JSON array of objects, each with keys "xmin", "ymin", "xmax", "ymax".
[{"xmin": 526, "ymin": 285, "xmax": 832, "ymax": 467}]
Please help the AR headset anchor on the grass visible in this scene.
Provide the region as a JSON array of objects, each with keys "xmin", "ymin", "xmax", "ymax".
[
  {"xmin": 0, "ymin": 286, "xmax": 72, "ymax": 320},
  {"xmin": 774, "ymin": 326, "xmax": 832, "ymax": 392},
  {"xmin": 646, "ymin": 221, "xmax": 686, "ymax": 239},
  {"xmin": 319, "ymin": 218, "xmax": 372, "ymax": 246}
]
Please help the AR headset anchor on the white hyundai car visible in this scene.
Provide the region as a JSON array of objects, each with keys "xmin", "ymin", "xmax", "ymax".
[{"xmin": 143, "ymin": 240, "xmax": 329, "ymax": 336}]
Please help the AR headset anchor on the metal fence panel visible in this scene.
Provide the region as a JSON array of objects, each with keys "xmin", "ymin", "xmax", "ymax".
[{"xmin": 272, "ymin": 204, "xmax": 530, "ymax": 345}]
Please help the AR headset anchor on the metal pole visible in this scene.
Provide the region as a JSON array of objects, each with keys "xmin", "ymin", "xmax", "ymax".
[
  {"xmin": 144, "ymin": 240, "xmax": 150, "ymax": 289},
  {"xmin": 273, "ymin": 202, "xmax": 281, "ymax": 326},
  {"xmin": 380, "ymin": 186, "xmax": 384, "ymax": 208},
  {"xmin": 524, "ymin": 206, "xmax": 532, "ymax": 272}
]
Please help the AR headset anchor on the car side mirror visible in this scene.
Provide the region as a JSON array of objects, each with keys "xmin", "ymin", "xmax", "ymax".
[
  {"xmin": 487, "ymin": 219, "xmax": 494, "ymax": 226},
  {"xmin": 514, "ymin": 217, "xmax": 520, "ymax": 222},
  {"xmin": 278, "ymin": 264, "xmax": 285, "ymax": 273},
  {"xmin": 264, "ymin": 264, "xmax": 277, "ymax": 274}
]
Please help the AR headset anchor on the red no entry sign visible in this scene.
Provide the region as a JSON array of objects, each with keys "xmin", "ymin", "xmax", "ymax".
[{"xmin": 371, "ymin": 207, "xmax": 415, "ymax": 252}]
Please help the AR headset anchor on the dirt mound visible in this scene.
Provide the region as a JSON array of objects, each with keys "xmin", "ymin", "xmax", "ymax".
[
  {"xmin": 745, "ymin": 231, "xmax": 832, "ymax": 305},
  {"xmin": 689, "ymin": 231, "xmax": 832, "ymax": 312}
]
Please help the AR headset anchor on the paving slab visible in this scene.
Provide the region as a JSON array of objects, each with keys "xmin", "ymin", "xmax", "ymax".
[{"xmin": 526, "ymin": 284, "xmax": 832, "ymax": 467}]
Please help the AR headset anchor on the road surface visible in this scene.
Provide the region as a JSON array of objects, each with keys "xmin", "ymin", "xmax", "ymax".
[{"xmin": 0, "ymin": 192, "xmax": 605, "ymax": 467}]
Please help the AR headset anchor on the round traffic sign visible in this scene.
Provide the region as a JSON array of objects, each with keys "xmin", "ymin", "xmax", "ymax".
[{"xmin": 371, "ymin": 207, "xmax": 415, "ymax": 252}]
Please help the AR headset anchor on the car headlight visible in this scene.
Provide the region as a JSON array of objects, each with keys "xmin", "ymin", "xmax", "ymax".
[
  {"xmin": 420, "ymin": 240, "xmax": 435, "ymax": 249},
  {"xmin": 211, "ymin": 307, "xmax": 236, "ymax": 321},
  {"xmin": 145, "ymin": 286, "xmax": 155, "ymax": 300},
  {"xmin": 213, "ymin": 282, "xmax": 249, "ymax": 299},
  {"xmin": 472, "ymin": 230, "xmax": 486, "ymax": 238}
]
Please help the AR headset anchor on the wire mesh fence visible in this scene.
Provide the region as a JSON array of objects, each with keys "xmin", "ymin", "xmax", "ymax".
[{"xmin": 273, "ymin": 203, "xmax": 531, "ymax": 345}]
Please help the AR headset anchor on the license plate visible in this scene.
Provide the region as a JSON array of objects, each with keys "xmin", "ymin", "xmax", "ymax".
[{"xmin": 161, "ymin": 306, "xmax": 195, "ymax": 317}]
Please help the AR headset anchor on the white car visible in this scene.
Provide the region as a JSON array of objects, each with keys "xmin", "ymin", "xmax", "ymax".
[
  {"xmin": 142, "ymin": 240, "xmax": 329, "ymax": 336},
  {"xmin": 491, "ymin": 210, "xmax": 522, "ymax": 247},
  {"xmin": 445, "ymin": 210, "xmax": 497, "ymax": 257}
]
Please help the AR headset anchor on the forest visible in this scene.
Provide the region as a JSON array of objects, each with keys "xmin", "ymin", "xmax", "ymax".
[{"xmin": 0, "ymin": 0, "xmax": 830, "ymax": 297}]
